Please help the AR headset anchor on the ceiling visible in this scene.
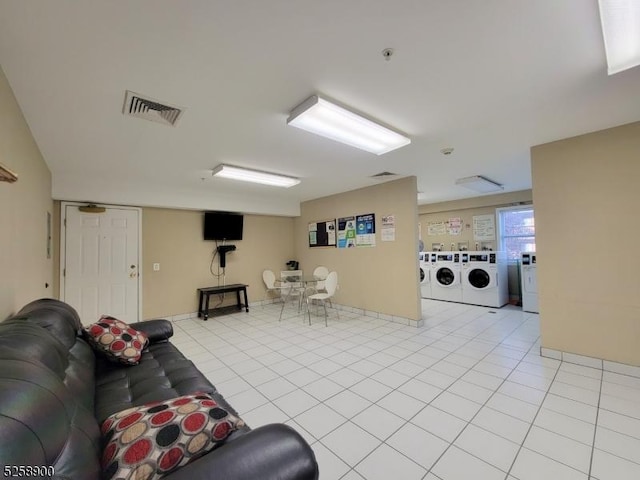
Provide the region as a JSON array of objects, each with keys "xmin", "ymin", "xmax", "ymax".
[{"xmin": 1, "ymin": 0, "xmax": 639, "ymax": 216}]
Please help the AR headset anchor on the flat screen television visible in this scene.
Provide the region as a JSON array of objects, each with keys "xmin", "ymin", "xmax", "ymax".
[{"xmin": 203, "ymin": 212, "xmax": 243, "ymax": 241}]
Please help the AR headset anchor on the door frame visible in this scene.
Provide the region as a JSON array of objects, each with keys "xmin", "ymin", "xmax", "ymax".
[{"xmin": 59, "ymin": 201, "xmax": 143, "ymax": 321}]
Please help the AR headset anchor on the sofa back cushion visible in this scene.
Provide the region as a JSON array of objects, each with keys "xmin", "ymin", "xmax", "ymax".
[
  {"xmin": 0, "ymin": 355, "xmax": 102, "ymax": 478},
  {"xmin": 0, "ymin": 320, "xmax": 70, "ymax": 378},
  {"xmin": 1, "ymin": 300, "xmax": 97, "ymax": 413},
  {"xmin": 0, "ymin": 299, "xmax": 102, "ymax": 477},
  {"xmin": 15, "ymin": 297, "xmax": 82, "ymax": 349}
]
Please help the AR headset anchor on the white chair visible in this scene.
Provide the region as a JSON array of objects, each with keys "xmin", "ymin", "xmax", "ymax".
[
  {"xmin": 306, "ymin": 271, "xmax": 339, "ymax": 326},
  {"xmin": 262, "ymin": 270, "xmax": 287, "ymax": 305},
  {"xmin": 312, "ymin": 266, "xmax": 329, "ymax": 292},
  {"xmin": 311, "ymin": 266, "xmax": 336, "ymax": 309}
]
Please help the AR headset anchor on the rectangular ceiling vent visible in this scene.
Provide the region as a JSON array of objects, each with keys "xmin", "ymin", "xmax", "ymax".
[
  {"xmin": 370, "ymin": 171, "xmax": 400, "ymax": 181},
  {"xmin": 123, "ymin": 90, "xmax": 184, "ymax": 127}
]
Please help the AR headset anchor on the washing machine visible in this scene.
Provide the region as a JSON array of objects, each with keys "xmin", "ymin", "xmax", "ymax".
[
  {"xmin": 419, "ymin": 252, "xmax": 432, "ymax": 298},
  {"xmin": 461, "ymin": 251, "xmax": 508, "ymax": 307},
  {"xmin": 431, "ymin": 252, "xmax": 463, "ymax": 302},
  {"xmin": 521, "ymin": 252, "xmax": 538, "ymax": 313}
]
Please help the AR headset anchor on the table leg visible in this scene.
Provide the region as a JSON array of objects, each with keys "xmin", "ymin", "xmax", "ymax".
[
  {"xmin": 198, "ymin": 291, "xmax": 204, "ymax": 318},
  {"xmin": 243, "ymin": 287, "xmax": 249, "ymax": 312},
  {"xmin": 298, "ymin": 286, "xmax": 304, "ymax": 312},
  {"xmin": 236, "ymin": 289, "xmax": 241, "ymax": 310},
  {"xmin": 204, "ymin": 293, "xmax": 210, "ymax": 321},
  {"xmin": 299, "ymin": 284, "xmax": 312, "ymax": 313},
  {"xmin": 279, "ymin": 285, "xmax": 292, "ymax": 321}
]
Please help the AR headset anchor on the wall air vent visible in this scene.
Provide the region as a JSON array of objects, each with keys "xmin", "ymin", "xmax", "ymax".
[{"xmin": 123, "ymin": 91, "xmax": 184, "ymax": 126}]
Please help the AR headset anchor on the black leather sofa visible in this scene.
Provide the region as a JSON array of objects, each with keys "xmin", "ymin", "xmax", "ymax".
[{"xmin": 0, "ymin": 298, "xmax": 319, "ymax": 479}]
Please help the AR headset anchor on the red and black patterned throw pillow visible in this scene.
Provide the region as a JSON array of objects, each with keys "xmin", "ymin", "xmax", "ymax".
[
  {"xmin": 101, "ymin": 393, "xmax": 245, "ymax": 480},
  {"xmin": 83, "ymin": 315, "xmax": 148, "ymax": 365}
]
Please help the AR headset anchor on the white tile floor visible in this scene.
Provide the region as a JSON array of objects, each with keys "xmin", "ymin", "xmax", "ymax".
[{"xmin": 169, "ymin": 299, "xmax": 640, "ymax": 480}]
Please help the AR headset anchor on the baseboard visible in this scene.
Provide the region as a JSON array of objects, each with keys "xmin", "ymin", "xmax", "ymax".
[
  {"xmin": 540, "ymin": 347, "xmax": 640, "ymax": 378},
  {"xmin": 150, "ymin": 300, "xmax": 424, "ymax": 328}
]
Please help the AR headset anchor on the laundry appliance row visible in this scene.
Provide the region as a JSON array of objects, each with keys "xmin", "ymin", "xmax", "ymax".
[{"xmin": 420, "ymin": 251, "xmax": 509, "ymax": 308}]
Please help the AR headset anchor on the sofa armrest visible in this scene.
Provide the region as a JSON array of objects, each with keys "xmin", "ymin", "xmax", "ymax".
[
  {"xmin": 164, "ymin": 424, "xmax": 318, "ymax": 480},
  {"xmin": 128, "ymin": 319, "xmax": 173, "ymax": 343}
]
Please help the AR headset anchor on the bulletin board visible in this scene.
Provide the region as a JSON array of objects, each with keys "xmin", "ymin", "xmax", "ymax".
[{"xmin": 308, "ymin": 219, "xmax": 337, "ymax": 248}]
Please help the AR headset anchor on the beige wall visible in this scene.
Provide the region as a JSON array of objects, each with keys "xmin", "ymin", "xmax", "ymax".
[
  {"xmin": 418, "ymin": 190, "xmax": 533, "ymax": 299},
  {"xmin": 294, "ymin": 176, "xmax": 421, "ymax": 323},
  {"xmin": 142, "ymin": 208, "xmax": 294, "ymax": 319},
  {"xmin": 0, "ymin": 65, "xmax": 53, "ymax": 319},
  {"xmin": 418, "ymin": 190, "xmax": 533, "ymax": 251},
  {"xmin": 532, "ymin": 121, "xmax": 640, "ymax": 365}
]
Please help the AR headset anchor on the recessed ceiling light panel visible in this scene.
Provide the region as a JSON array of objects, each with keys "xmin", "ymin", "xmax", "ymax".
[
  {"xmin": 287, "ymin": 95, "xmax": 411, "ymax": 155},
  {"xmin": 212, "ymin": 164, "xmax": 300, "ymax": 188},
  {"xmin": 455, "ymin": 175, "xmax": 504, "ymax": 193},
  {"xmin": 598, "ymin": 0, "xmax": 640, "ymax": 74}
]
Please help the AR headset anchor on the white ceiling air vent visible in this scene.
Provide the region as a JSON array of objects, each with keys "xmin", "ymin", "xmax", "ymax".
[
  {"xmin": 123, "ymin": 90, "xmax": 184, "ymax": 126},
  {"xmin": 370, "ymin": 171, "xmax": 400, "ymax": 181}
]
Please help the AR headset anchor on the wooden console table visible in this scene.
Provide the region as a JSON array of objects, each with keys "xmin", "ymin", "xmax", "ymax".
[{"xmin": 197, "ymin": 284, "xmax": 249, "ymax": 320}]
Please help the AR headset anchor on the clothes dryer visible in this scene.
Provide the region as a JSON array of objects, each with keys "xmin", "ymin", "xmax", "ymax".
[
  {"xmin": 419, "ymin": 252, "xmax": 432, "ymax": 298},
  {"xmin": 521, "ymin": 252, "xmax": 538, "ymax": 313},
  {"xmin": 431, "ymin": 252, "xmax": 463, "ymax": 302},
  {"xmin": 461, "ymin": 251, "xmax": 508, "ymax": 307}
]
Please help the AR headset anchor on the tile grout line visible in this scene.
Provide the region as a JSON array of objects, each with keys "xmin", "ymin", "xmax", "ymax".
[
  {"xmin": 189, "ymin": 308, "xmax": 429, "ymax": 430},
  {"xmin": 503, "ymin": 358, "xmax": 568, "ymax": 479},
  {"xmin": 180, "ymin": 311, "xmax": 414, "ymax": 412},
  {"xmin": 183, "ymin": 306, "xmax": 640, "ymax": 478},
  {"xmin": 342, "ymin": 312, "xmax": 519, "ymax": 476},
  {"xmin": 179, "ymin": 305, "xmax": 549, "ymax": 478},
  {"xmin": 421, "ymin": 335, "xmax": 545, "ymax": 480},
  {"xmin": 587, "ymin": 366, "xmax": 604, "ymax": 479},
  {"xmin": 298, "ymin": 307, "xmax": 531, "ymax": 478},
  {"xmin": 218, "ymin": 310, "xmax": 524, "ymax": 406},
  {"xmin": 330, "ymin": 310, "xmax": 535, "ymax": 479}
]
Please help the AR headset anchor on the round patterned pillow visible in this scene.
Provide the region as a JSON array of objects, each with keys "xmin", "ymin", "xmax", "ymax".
[
  {"xmin": 83, "ymin": 315, "xmax": 149, "ymax": 365},
  {"xmin": 101, "ymin": 393, "xmax": 245, "ymax": 480}
]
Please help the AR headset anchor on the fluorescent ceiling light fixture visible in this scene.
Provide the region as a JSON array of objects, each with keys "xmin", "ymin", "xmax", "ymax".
[
  {"xmin": 287, "ymin": 95, "xmax": 411, "ymax": 155},
  {"xmin": 598, "ymin": 0, "xmax": 640, "ymax": 74},
  {"xmin": 455, "ymin": 175, "xmax": 504, "ymax": 193},
  {"xmin": 212, "ymin": 164, "xmax": 300, "ymax": 188}
]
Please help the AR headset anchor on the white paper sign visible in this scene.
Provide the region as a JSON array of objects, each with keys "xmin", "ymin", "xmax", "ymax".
[
  {"xmin": 427, "ymin": 221, "xmax": 446, "ymax": 236},
  {"xmin": 473, "ymin": 214, "xmax": 495, "ymax": 241},
  {"xmin": 448, "ymin": 217, "xmax": 462, "ymax": 236},
  {"xmin": 381, "ymin": 214, "xmax": 395, "ymax": 241}
]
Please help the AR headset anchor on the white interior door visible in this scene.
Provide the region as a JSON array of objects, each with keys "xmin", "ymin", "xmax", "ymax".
[{"xmin": 62, "ymin": 205, "xmax": 140, "ymax": 325}]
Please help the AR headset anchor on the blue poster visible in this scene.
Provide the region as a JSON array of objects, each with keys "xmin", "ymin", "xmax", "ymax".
[{"xmin": 355, "ymin": 213, "xmax": 376, "ymax": 247}]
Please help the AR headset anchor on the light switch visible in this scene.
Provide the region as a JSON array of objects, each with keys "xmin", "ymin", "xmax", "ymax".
[{"xmin": 153, "ymin": 263, "xmax": 160, "ymax": 271}]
